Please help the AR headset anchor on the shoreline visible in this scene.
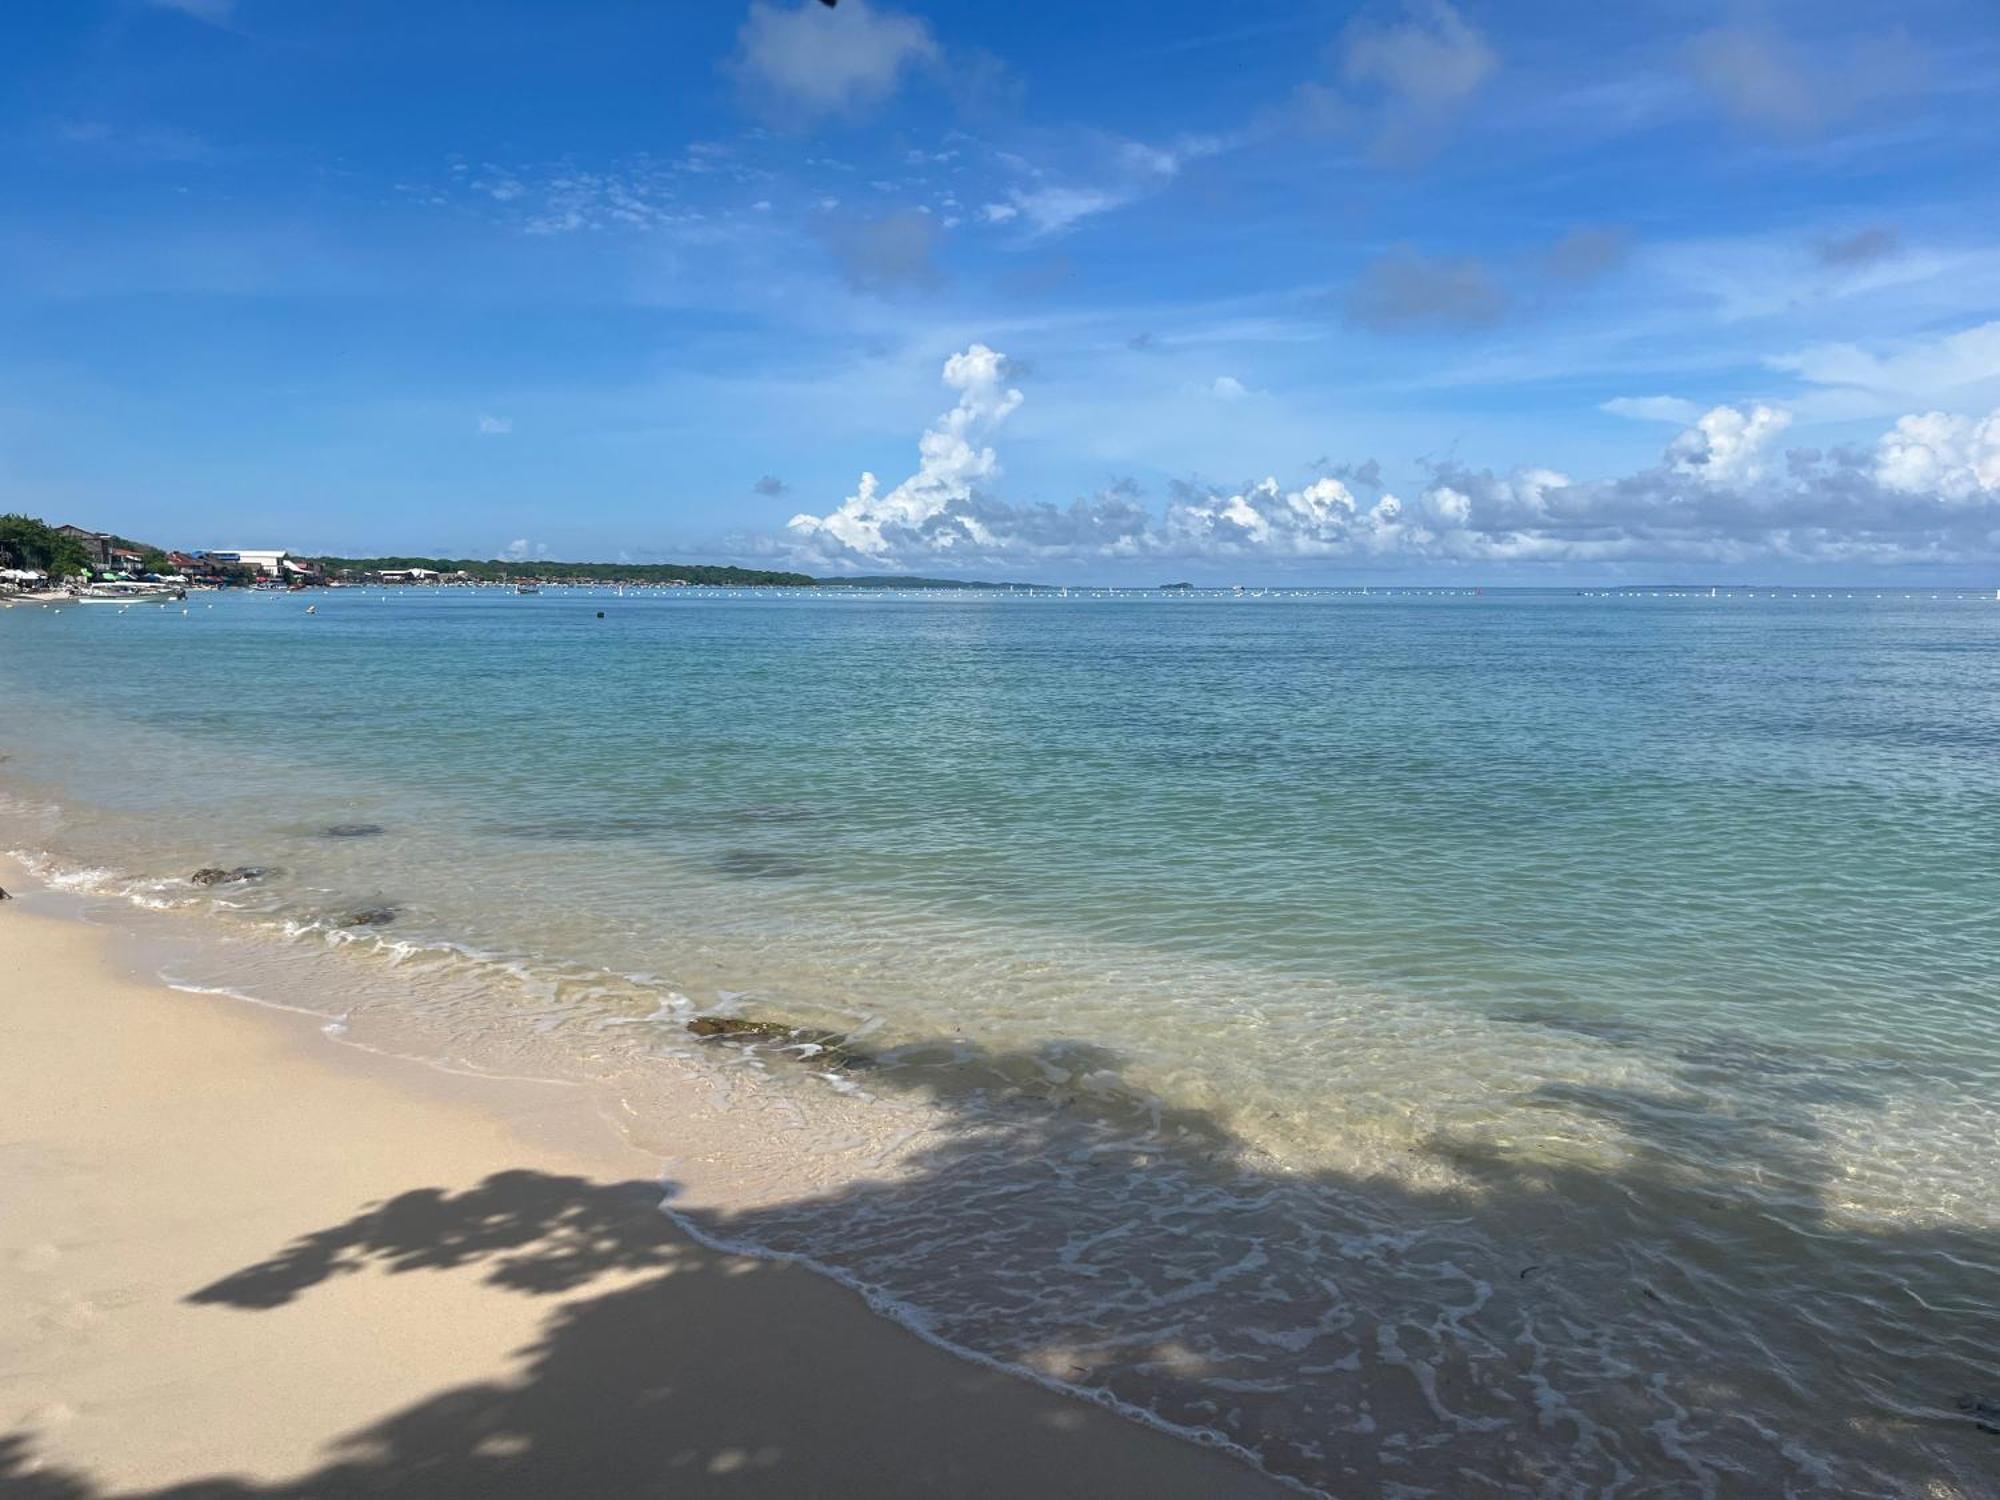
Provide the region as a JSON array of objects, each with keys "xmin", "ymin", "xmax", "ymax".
[{"xmin": 0, "ymin": 868, "xmax": 1286, "ymax": 1497}]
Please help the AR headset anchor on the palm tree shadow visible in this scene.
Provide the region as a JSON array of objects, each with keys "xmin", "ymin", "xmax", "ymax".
[{"xmin": 3, "ymin": 1036, "xmax": 1996, "ymax": 1498}]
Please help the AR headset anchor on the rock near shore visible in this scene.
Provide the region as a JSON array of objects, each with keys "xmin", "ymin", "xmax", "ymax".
[
  {"xmin": 686, "ymin": 1015, "xmax": 870, "ymax": 1069},
  {"xmin": 191, "ymin": 867, "xmax": 271, "ymax": 886}
]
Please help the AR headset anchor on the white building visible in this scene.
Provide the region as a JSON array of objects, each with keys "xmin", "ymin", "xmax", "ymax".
[{"xmin": 199, "ymin": 549, "xmax": 291, "ymax": 576}]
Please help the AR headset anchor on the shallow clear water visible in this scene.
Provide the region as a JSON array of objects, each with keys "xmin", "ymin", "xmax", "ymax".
[{"xmin": 3, "ymin": 585, "xmax": 1997, "ymax": 1497}]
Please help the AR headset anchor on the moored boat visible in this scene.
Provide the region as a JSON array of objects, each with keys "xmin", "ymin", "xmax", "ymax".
[{"xmin": 74, "ymin": 581, "xmax": 188, "ymax": 603}]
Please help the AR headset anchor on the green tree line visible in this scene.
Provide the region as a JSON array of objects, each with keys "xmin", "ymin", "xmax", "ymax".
[{"xmin": 0, "ymin": 514, "xmax": 93, "ymax": 578}]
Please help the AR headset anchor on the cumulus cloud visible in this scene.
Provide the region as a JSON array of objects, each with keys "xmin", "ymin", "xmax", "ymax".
[
  {"xmin": 787, "ymin": 343, "xmax": 1024, "ymax": 562},
  {"xmin": 477, "ymin": 413, "xmax": 513, "ymax": 435},
  {"xmin": 1211, "ymin": 375, "xmax": 1251, "ymax": 401},
  {"xmin": 1347, "ymin": 247, "xmax": 1509, "ymax": 332},
  {"xmin": 1324, "ymin": 0, "xmax": 1498, "ymax": 165},
  {"xmin": 779, "ymin": 348, "xmax": 2000, "ymax": 571},
  {"xmin": 1874, "ymin": 410, "xmax": 2000, "ymax": 502},
  {"xmin": 732, "ymin": 0, "xmax": 938, "ymax": 127},
  {"xmin": 499, "ymin": 538, "xmax": 548, "ymax": 561},
  {"xmin": 1667, "ymin": 404, "xmax": 1792, "ymax": 485}
]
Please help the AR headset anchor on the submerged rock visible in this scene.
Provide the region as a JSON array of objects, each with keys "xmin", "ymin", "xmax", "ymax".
[
  {"xmin": 339, "ymin": 907, "xmax": 399, "ymax": 928},
  {"xmin": 323, "ymin": 823, "xmax": 386, "ymax": 839},
  {"xmin": 1959, "ymin": 1394, "xmax": 2000, "ymax": 1435},
  {"xmin": 191, "ymin": 866, "xmax": 270, "ymax": 886},
  {"xmin": 686, "ymin": 1015, "xmax": 870, "ymax": 1069}
]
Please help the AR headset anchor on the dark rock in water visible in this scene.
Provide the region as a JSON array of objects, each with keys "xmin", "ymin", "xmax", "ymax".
[
  {"xmin": 323, "ymin": 823, "xmax": 386, "ymax": 839},
  {"xmin": 339, "ymin": 907, "xmax": 399, "ymax": 927},
  {"xmin": 191, "ymin": 866, "xmax": 270, "ymax": 886},
  {"xmin": 1959, "ymin": 1394, "xmax": 2000, "ymax": 1435},
  {"xmin": 0, "ymin": 886, "xmax": 10, "ymax": 901},
  {"xmin": 686, "ymin": 1015, "xmax": 869, "ymax": 1069}
]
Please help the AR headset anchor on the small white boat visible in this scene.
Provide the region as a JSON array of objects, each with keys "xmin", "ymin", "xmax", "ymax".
[
  {"xmin": 515, "ymin": 583, "xmax": 540, "ymax": 595},
  {"xmin": 74, "ymin": 581, "xmax": 188, "ymax": 603}
]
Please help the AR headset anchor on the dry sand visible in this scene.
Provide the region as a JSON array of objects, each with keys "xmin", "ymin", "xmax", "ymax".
[{"xmin": 0, "ymin": 893, "xmax": 1283, "ymax": 1497}]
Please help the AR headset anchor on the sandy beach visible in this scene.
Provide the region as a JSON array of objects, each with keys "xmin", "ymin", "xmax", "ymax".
[{"xmin": 0, "ymin": 886, "xmax": 1282, "ymax": 1498}]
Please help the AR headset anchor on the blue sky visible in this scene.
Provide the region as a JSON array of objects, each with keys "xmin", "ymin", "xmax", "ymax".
[{"xmin": 3, "ymin": 0, "xmax": 1998, "ymax": 580}]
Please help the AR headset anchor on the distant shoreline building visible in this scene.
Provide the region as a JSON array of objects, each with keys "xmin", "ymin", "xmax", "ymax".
[
  {"xmin": 196, "ymin": 549, "xmax": 288, "ymax": 576},
  {"xmin": 55, "ymin": 525, "xmax": 115, "ymax": 568}
]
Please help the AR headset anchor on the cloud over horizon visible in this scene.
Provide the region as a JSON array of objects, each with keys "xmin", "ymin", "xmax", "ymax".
[{"xmin": 779, "ymin": 344, "xmax": 2000, "ymax": 574}]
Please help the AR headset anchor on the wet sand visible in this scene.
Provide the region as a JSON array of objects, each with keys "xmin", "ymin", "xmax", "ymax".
[{"xmin": 0, "ymin": 887, "xmax": 1285, "ymax": 1498}]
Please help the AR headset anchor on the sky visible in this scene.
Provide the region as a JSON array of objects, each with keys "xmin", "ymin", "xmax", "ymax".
[{"xmin": 2, "ymin": 0, "xmax": 1998, "ymax": 582}]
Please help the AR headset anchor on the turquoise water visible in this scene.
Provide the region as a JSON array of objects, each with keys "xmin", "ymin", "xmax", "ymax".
[{"xmin": 3, "ymin": 585, "xmax": 1997, "ymax": 1496}]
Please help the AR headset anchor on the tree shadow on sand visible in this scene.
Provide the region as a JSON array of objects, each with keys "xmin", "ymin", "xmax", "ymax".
[{"xmin": 3, "ymin": 1032, "xmax": 1996, "ymax": 1498}]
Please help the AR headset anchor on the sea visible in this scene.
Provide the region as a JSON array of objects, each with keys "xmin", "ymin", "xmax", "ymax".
[{"xmin": 2, "ymin": 583, "xmax": 1996, "ymax": 1498}]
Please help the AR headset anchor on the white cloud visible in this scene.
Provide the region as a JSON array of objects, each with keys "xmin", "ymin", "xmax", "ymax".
[
  {"xmin": 499, "ymin": 538, "xmax": 548, "ymax": 561},
  {"xmin": 477, "ymin": 413, "xmax": 513, "ymax": 435},
  {"xmin": 788, "ymin": 343, "xmax": 1023, "ymax": 561},
  {"xmin": 987, "ymin": 134, "xmax": 1223, "ymax": 239},
  {"xmin": 1211, "ymin": 376, "xmax": 1250, "ymax": 401},
  {"xmin": 1667, "ymin": 404, "xmax": 1791, "ymax": 485},
  {"xmin": 775, "ymin": 352, "xmax": 2000, "ymax": 570},
  {"xmin": 1770, "ymin": 320, "xmax": 2000, "ymax": 412},
  {"xmin": 1004, "ymin": 186, "xmax": 1123, "ymax": 237},
  {"xmin": 1602, "ymin": 396, "xmax": 1703, "ymax": 424},
  {"xmin": 732, "ymin": 0, "xmax": 938, "ymax": 126},
  {"xmin": 1874, "ymin": 410, "xmax": 2000, "ymax": 503}
]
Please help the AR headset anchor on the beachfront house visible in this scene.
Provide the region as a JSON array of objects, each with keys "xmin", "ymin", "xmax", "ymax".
[{"xmin": 55, "ymin": 525, "xmax": 115, "ymax": 568}]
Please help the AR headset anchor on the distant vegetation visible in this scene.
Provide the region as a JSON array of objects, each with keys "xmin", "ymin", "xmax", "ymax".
[
  {"xmin": 0, "ymin": 514, "xmax": 92, "ymax": 578},
  {"xmin": 315, "ymin": 557, "xmax": 1044, "ymax": 588},
  {"xmin": 311, "ymin": 556, "xmax": 817, "ymax": 587},
  {"xmin": 3, "ymin": 517, "xmax": 1031, "ymax": 589}
]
